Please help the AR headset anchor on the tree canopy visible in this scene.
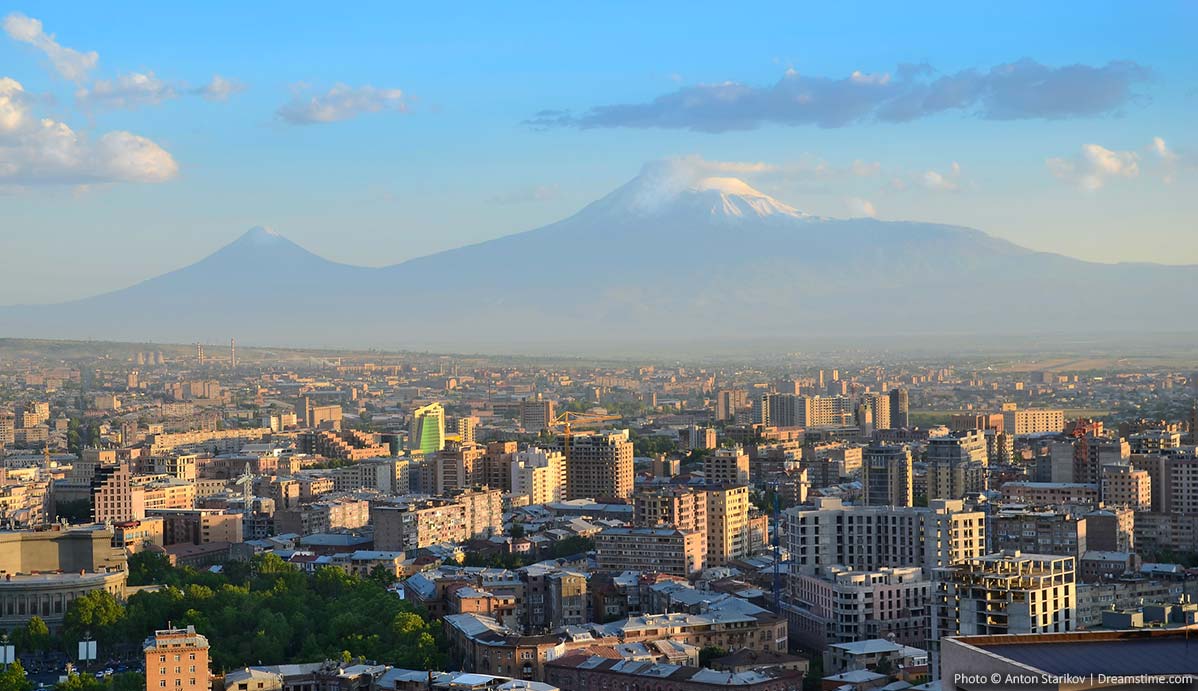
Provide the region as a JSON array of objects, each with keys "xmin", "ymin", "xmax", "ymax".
[{"xmin": 113, "ymin": 554, "xmax": 442, "ymax": 672}]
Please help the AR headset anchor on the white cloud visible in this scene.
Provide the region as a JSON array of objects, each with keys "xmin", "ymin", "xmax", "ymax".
[
  {"xmin": 846, "ymin": 197, "xmax": 877, "ymax": 217},
  {"xmin": 3, "ymin": 12, "xmax": 98, "ymax": 83},
  {"xmin": 194, "ymin": 74, "xmax": 246, "ymax": 102},
  {"xmin": 921, "ymin": 161, "xmax": 962, "ymax": 191},
  {"xmin": 1150, "ymin": 136, "xmax": 1180, "ymax": 183},
  {"xmin": 0, "ymin": 76, "xmax": 177, "ymax": 186},
  {"xmin": 77, "ymin": 72, "xmax": 176, "ymax": 109},
  {"xmin": 276, "ymin": 83, "xmax": 407, "ymax": 124},
  {"xmin": 851, "ymin": 159, "xmax": 881, "ymax": 177},
  {"xmin": 1047, "ymin": 144, "xmax": 1139, "ymax": 190}
]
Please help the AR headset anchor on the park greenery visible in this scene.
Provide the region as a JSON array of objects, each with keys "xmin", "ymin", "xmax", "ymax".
[{"xmin": 7, "ymin": 552, "xmax": 443, "ymax": 677}]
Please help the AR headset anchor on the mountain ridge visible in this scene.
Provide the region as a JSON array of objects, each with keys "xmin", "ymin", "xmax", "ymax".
[{"xmin": 1, "ymin": 166, "xmax": 1195, "ymax": 351}]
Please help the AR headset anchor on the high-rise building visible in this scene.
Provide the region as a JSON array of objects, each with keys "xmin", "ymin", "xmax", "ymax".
[
  {"xmin": 518, "ymin": 397, "xmax": 556, "ymax": 432},
  {"xmin": 456, "ymin": 416, "xmax": 478, "ymax": 444},
  {"xmin": 703, "ymin": 484, "xmax": 751, "ymax": 566},
  {"xmin": 925, "ymin": 430, "xmax": 989, "ymax": 500},
  {"xmin": 888, "ymin": 388, "xmax": 910, "ymax": 429},
  {"xmin": 510, "ymin": 448, "xmax": 566, "ymax": 506},
  {"xmin": 92, "ymin": 462, "xmax": 146, "ymax": 522},
  {"xmin": 704, "ymin": 446, "xmax": 750, "ymax": 485},
  {"xmin": 715, "ymin": 389, "xmax": 749, "ymax": 423},
  {"xmin": 786, "ymin": 497, "xmax": 986, "ymax": 574},
  {"xmin": 410, "ymin": 403, "xmax": 446, "ymax": 455},
  {"xmin": 859, "ymin": 393, "xmax": 891, "ymax": 432},
  {"xmin": 435, "ymin": 441, "xmax": 486, "ymax": 493},
  {"xmin": 144, "ymin": 625, "xmax": 210, "ymax": 691},
  {"xmin": 555, "ymin": 429, "xmax": 634, "ymax": 500},
  {"xmin": 1101, "ymin": 464, "xmax": 1151, "ymax": 510},
  {"xmin": 862, "ymin": 444, "xmax": 913, "ymax": 507},
  {"xmin": 933, "ymin": 551, "xmax": 1075, "ymax": 638},
  {"xmin": 1072, "ymin": 433, "xmax": 1129, "ymax": 485},
  {"xmin": 633, "ymin": 484, "xmax": 707, "ymax": 540}
]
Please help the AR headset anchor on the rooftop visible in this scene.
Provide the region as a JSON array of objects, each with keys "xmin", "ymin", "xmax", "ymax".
[{"xmin": 954, "ymin": 629, "xmax": 1198, "ymax": 676}]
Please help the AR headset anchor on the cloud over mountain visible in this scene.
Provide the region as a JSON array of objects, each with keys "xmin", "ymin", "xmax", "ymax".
[{"xmin": 528, "ymin": 59, "xmax": 1150, "ymax": 132}]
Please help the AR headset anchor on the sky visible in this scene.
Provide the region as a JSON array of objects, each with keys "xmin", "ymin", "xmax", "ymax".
[{"xmin": 1, "ymin": 1, "xmax": 1195, "ymax": 304}]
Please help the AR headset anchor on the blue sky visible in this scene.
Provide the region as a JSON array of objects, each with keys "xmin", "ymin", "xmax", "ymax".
[{"xmin": 1, "ymin": 1, "xmax": 1195, "ymax": 303}]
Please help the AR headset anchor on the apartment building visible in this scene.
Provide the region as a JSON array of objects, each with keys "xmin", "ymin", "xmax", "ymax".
[
  {"xmin": 862, "ymin": 444, "xmax": 912, "ymax": 507},
  {"xmin": 509, "ymin": 448, "xmax": 566, "ymax": 506},
  {"xmin": 788, "ymin": 565, "xmax": 931, "ymax": 650},
  {"xmin": 785, "ymin": 497, "xmax": 986, "ymax": 574},
  {"xmin": 596, "ymin": 527, "xmax": 706, "ymax": 577},
  {"xmin": 704, "ymin": 447, "xmax": 750, "ymax": 485},
  {"xmin": 555, "ymin": 429, "xmax": 634, "ymax": 501}
]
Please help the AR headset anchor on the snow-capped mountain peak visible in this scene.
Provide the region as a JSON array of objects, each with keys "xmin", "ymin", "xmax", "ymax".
[{"xmin": 586, "ymin": 159, "xmax": 807, "ymax": 220}]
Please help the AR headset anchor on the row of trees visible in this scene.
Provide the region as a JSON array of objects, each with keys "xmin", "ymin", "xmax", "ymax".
[{"xmin": 54, "ymin": 552, "xmax": 443, "ymax": 673}]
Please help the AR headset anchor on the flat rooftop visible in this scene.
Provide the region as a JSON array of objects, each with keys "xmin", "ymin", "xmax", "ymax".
[{"xmin": 962, "ymin": 629, "xmax": 1198, "ymax": 676}]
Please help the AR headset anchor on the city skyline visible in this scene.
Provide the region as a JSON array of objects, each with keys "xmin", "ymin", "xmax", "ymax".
[{"xmin": 2, "ymin": 3, "xmax": 1197, "ymax": 304}]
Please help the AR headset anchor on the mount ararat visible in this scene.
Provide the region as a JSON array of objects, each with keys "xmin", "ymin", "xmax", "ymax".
[{"xmin": 2, "ymin": 163, "xmax": 1194, "ymax": 353}]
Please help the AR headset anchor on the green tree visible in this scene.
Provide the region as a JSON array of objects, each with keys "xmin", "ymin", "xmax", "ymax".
[
  {"xmin": 55, "ymin": 499, "xmax": 93, "ymax": 525},
  {"xmin": 0, "ymin": 660, "xmax": 32, "ymax": 691},
  {"xmin": 24, "ymin": 616, "xmax": 51, "ymax": 651},
  {"xmin": 63, "ymin": 590, "xmax": 125, "ymax": 644},
  {"xmin": 127, "ymin": 551, "xmax": 172, "ymax": 586},
  {"xmin": 699, "ymin": 646, "xmax": 727, "ymax": 667}
]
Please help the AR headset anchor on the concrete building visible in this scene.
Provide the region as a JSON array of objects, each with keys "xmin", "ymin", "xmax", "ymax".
[
  {"xmin": 596, "ymin": 527, "xmax": 706, "ymax": 577},
  {"xmin": 703, "ymin": 484, "xmax": 751, "ymax": 566},
  {"xmin": 990, "ymin": 509, "xmax": 1087, "ymax": 558},
  {"xmin": 1101, "ymin": 463, "xmax": 1151, "ymax": 509},
  {"xmin": 518, "ymin": 398, "xmax": 556, "ymax": 433},
  {"xmin": 862, "ymin": 444, "xmax": 912, "ymax": 507},
  {"xmin": 0, "ymin": 525, "xmax": 127, "ymax": 631},
  {"xmin": 703, "ymin": 447, "xmax": 750, "ymax": 485},
  {"xmin": 446, "ymin": 486, "xmax": 503, "ymax": 540},
  {"xmin": 888, "ymin": 388, "xmax": 910, "ymax": 429},
  {"xmin": 934, "ymin": 551, "xmax": 1075, "ymax": 640},
  {"xmin": 1000, "ymin": 482, "xmax": 1099, "ymax": 507},
  {"xmin": 372, "ymin": 498, "xmax": 467, "ymax": 552},
  {"xmin": 785, "ymin": 497, "xmax": 986, "ymax": 574},
  {"xmin": 555, "ymin": 429, "xmax": 634, "ymax": 501},
  {"xmin": 435, "ymin": 442, "xmax": 486, "ymax": 493},
  {"xmin": 925, "ymin": 430, "xmax": 989, "ymax": 500},
  {"xmin": 633, "ymin": 485, "xmax": 707, "ymax": 539},
  {"xmin": 788, "ymin": 565, "xmax": 931, "ymax": 650},
  {"xmin": 1001, "ymin": 406, "xmax": 1065, "ymax": 436},
  {"xmin": 510, "ymin": 448, "xmax": 566, "ymax": 506}
]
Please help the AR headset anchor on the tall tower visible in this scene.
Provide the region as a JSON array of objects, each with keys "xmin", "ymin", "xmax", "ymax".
[
  {"xmin": 196, "ymin": 343, "xmax": 205, "ymax": 365},
  {"xmin": 230, "ymin": 337, "xmax": 237, "ymax": 368}
]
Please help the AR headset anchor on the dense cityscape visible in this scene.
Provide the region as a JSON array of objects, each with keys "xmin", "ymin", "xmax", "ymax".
[{"xmin": 0, "ymin": 339, "xmax": 1195, "ymax": 691}]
